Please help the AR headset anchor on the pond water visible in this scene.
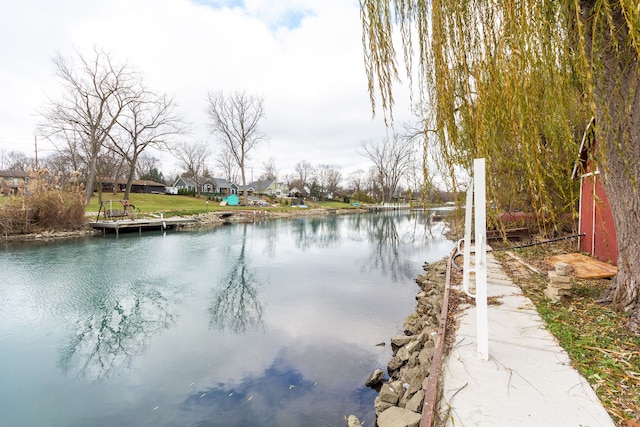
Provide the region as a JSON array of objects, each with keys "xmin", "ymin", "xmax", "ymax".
[{"xmin": 0, "ymin": 211, "xmax": 453, "ymax": 427}]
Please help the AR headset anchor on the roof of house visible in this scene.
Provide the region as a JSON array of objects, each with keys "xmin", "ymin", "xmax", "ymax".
[
  {"xmin": 210, "ymin": 178, "xmax": 237, "ymax": 188},
  {"xmin": 248, "ymin": 180, "xmax": 275, "ymax": 192},
  {"xmin": 101, "ymin": 177, "xmax": 166, "ymax": 187},
  {"xmin": 173, "ymin": 176, "xmax": 197, "ymax": 187},
  {"xmin": 0, "ymin": 170, "xmax": 29, "ymax": 178}
]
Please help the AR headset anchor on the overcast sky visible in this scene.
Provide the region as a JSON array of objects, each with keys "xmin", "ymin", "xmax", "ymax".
[{"xmin": 0, "ymin": 0, "xmax": 414, "ymax": 181}]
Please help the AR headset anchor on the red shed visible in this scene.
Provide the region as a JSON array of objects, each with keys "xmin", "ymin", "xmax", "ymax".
[{"xmin": 572, "ymin": 118, "xmax": 618, "ymax": 265}]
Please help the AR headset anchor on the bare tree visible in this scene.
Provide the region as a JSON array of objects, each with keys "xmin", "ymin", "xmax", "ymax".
[
  {"xmin": 136, "ymin": 154, "xmax": 160, "ymax": 179},
  {"xmin": 207, "ymin": 91, "xmax": 267, "ymax": 204},
  {"xmin": 174, "ymin": 141, "xmax": 210, "ymax": 197},
  {"xmin": 4, "ymin": 151, "xmax": 34, "ymax": 172},
  {"xmin": 361, "ymin": 135, "xmax": 415, "ymax": 203},
  {"xmin": 108, "ymin": 88, "xmax": 185, "ymax": 199},
  {"xmin": 259, "ymin": 157, "xmax": 278, "ymax": 181},
  {"xmin": 39, "ymin": 48, "xmax": 136, "ymax": 204},
  {"xmin": 316, "ymin": 164, "xmax": 342, "ymax": 196},
  {"xmin": 294, "ymin": 160, "xmax": 314, "ymax": 188},
  {"xmin": 347, "ymin": 169, "xmax": 366, "ymax": 194},
  {"xmin": 215, "ymin": 145, "xmax": 240, "ymax": 184}
]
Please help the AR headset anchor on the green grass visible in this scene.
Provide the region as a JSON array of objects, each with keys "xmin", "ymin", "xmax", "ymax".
[{"xmin": 87, "ymin": 194, "xmax": 359, "ymax": 218}]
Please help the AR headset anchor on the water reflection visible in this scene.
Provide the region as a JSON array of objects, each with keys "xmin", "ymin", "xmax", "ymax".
[
  {"xmin": 362, "ymin": 211, "xmax": 425, "ymax": 282},
  {"xmin": 209, "ymin": 223, "xmax": 264, "ymax": 334},
  {"xmin": 59, "ymin": 284, "xmax": 179, "ymax": 381},
  {"xmin": 182, "ymin": 358, "xmax": 316, "ymax": 427},
  {"xmin": 0, "ymin": 212, "xmax": 454, "ymax": 427},
  {"xmin": 291, "ymin": 216, "xmax": 341, "ymax": 250}
]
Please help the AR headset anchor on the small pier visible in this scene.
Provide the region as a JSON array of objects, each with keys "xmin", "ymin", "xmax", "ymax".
[
  {"xmin": 89, "ymin": 217, "xmax": 197, "ymax": 236},
  {"xmin": 366, "ymin": 203, "xmax": 413, "ymax": 212}
]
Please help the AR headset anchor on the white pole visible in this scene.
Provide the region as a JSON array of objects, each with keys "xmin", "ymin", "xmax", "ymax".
[
  {"xmin": 462, "ymin": 179, "xmax": 474, "ymax": 297},
  {"xmin": 474, "ymin": 158, "xmax": 489, "ymax": 360}
]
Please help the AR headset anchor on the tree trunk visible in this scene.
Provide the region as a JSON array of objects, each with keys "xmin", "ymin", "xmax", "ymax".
[
  {"xmin": 586, "ymin": 2, "xmax": 640, "ymax": 331},
  {"xmin": 84, "ymin": 150, "xmax": 99, "ymax": 205},
  {"xmin": 241, "ymin": 161, "xmax": 247, "ymax": 205},
  {"xmin": 124, "ymin": 155, "xmax": 138, "ymax": 201}
]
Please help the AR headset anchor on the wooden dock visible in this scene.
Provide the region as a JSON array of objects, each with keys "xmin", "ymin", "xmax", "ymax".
[
  {"xmin": 366, "ymin": 203, "xmax": 413, "ymax": 212},
  {"xmin": 89, "ymin": 217, "xmax": 197, "ymax": 236}
]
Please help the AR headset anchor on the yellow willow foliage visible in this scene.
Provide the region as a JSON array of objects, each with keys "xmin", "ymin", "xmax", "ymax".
[{"xmin": 360, "ymin": 0, "xmax": 639, "ymax": 235}]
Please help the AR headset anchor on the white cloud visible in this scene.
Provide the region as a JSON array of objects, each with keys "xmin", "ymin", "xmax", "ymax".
[{"xmin": 0, "ymin": 0, "xmax": 413, "ymax": 180}]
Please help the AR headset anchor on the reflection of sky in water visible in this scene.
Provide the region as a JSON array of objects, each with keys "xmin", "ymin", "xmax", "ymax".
[{"xmin": 0, "ymin": 212, "xmax": 453, "ymax": 426}]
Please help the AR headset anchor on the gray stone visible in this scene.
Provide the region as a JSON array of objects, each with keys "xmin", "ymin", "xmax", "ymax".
[
  {"xmin": 374, "ymin": 395, "xmax": 395, "ymax": 415},
  {"xmin": 406, "ymin": 373, "xmax": 425, "ymax": 396},
  {"xmin": 391, "ymin": 335, "xmax": 413, "ymax": 347},
  {"xmin": 365, "ymin": 368, "xmax": 385, "ymax": 387},
  {"xmin": 548, "ymin": 271, "xmax": 572, "ymax": 284},
  {"xmin": 406, "ymin": 389, "xmax": 425, "ymax": 413},
  {"xmin": 377, "ymin": 406, "xmax": 422, "ymax": 427},
  {"xmin": 345, "ymin": 415, "xmax": 362, "ymax": 427},
  {"xmin": 406, "ymin": 339, "xmax": 422, "ymax": 355},
  {"xmin": 397, "ymin": 345, "xmax": 410, "ymax": 362},
  {"xmin": 555, "ymin": 262, "xmax": 570, "ymax": 276},
  {"xmin": 399, "ymin": 366, "xmax": 423, "ymax": 384},
  {"xmin": 418, "ymin": 346, "xmax": 435, "ymax": 367},
  {"xmin": 379, "ymin": 382, "xmax": 401, "ymax": 405},
  {"xmin": 388, "ymin": 354, "xmax": 404, "ymax": 372}
]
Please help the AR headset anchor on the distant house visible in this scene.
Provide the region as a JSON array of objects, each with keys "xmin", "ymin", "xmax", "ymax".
[
  {"xmin": 0, "ymin": 170, "xmax": 29, "ymax": 195},
  {"xmin": 288, "ymin": 186, "xmax": 309, "ymax": 198},
  {"xmin": 572, "ymin": 117, "xmax": 618, "ymax": 265},
  {"xmin": 239, "ymin": 180, "xmax": 288, "ymax": 198},
  {"xmin": 209, "ymin": 178, "xmax": 238, "ymax": 195},
  {"xmin": 100, "ymin": 177, "xmax": 166, "ymax": 194},
  {"xmin": 173, "ymin": 176, "xmax": 198, "ymax": 193},
  {"xmin": 173, "ymin": 176, "xmax": 238, "ymax": 195}
]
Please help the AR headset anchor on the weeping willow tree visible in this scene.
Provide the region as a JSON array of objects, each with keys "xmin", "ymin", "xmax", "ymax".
[{"xmin": 360, "ymin": 0, "xmax": 640, "ymax": 331}]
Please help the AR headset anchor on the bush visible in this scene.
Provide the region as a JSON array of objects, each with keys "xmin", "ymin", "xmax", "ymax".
[{"xmin": 0, "ymin": 171, "xmax": 86, "ymax": 236}]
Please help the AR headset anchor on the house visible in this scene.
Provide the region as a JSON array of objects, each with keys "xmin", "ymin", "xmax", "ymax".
[
  {"xmin": 0, "ymin": 170, "xmax": 29, "ymax": 195},
  {"xmin": 99, "ymin": 177, "xmax": 166, "ymax": 194},
  {"xmin": 173, "ymin": 176, "xmax": 238, "ymax": 195},
  {"xmin": 572, "ymin": 117, "xmax": 618, "ymax": 265},
  {"xmin": 288, "ymin": 186, "xmax": 309, "ymax": 198},
  {"xmin": 173, "ymin": 176, "xmax": 198, "ymax": 193},
  {"xmin": 209, "ymin": 178, "xmax": 238, "ymax": 195},
  {"xmin": 239, "ymin": 180, "xmax": 288, "ymax": 198}
]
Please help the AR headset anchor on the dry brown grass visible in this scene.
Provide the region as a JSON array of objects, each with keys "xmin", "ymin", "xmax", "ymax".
[{"xmin": 0, "ymin": 171, "xmax": 86, "ymax": 236}]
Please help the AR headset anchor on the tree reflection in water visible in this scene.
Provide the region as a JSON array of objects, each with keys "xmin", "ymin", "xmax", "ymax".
[
  {"xmin": 362, "ymin": 211, "xmax": 424, "ymax": 282},
  {"xmin": 209, "ymin": 223, "xmax": 264, "ymax": 334},
  {"xmin": 58, "ymin": 286, "xmax": 179, "ymax": 381},
  {"xmin": 291, "ymin": 215, "xmax": 341, "ymax": 251}
]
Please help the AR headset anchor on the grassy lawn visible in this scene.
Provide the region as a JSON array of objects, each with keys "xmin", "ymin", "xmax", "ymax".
[{"xmin": 86, "ymin": 193, "xmax": 359, "ymax": 217}]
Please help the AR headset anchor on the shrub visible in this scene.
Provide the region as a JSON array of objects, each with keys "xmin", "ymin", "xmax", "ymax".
[{"xmin": 0, "ymin": 170, "xmax": 86, "ymax": 236}]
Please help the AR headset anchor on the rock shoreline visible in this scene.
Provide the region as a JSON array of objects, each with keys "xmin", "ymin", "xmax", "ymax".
[{"xmin": 350, "ymin": 259, "xmax": 448, "ymax": 427}]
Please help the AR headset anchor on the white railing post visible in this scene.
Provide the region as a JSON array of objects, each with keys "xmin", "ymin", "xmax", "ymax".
[
  {"xmin": 474, "ymin": 158, "xmax": 489, "ymax": 360},
  {"xmin": 460, "ymin": 159, "xmax": 489, "ymax": 360},
  {"xmin": 462, "ymin": 176, "xmax": 474, "ymax": 297}
]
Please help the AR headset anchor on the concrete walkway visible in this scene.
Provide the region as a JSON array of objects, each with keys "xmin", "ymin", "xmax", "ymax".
[{"xmin": 439, "ymin": 252, "xmax": 615, "ymax": 426}]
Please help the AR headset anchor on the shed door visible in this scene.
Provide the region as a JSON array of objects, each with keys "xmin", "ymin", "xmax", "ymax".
[{"xmin": 579, "ymin": 173, "xmax": 618, "ymax": 265}]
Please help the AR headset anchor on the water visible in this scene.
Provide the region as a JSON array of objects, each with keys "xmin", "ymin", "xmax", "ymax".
[{"xmin": 0, "ymin": 212, "xmax": 453, "ymax": 427}]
